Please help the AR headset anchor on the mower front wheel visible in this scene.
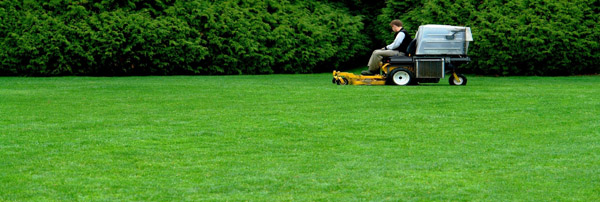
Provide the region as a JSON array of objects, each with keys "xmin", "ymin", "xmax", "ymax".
[{"xmin": 335, "ymin": 78, "xmax": 349, "ymax": 85}]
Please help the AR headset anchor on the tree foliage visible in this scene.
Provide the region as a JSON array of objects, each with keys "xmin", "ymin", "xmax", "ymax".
[
  {"xmin": 0, "ymin": 0, "xmax": 367, "ymax": 75},
  {"xmin": 1, "ymin": 0, "xmax": 599, "ymax": 76},
  {"xmin": 168, "ymin": 0, "xmax": 368, "ymax": 74}
]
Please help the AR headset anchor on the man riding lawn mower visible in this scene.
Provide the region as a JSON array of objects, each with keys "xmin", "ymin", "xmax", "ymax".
[{"xmin": 332, "ymin": 24, "xmax": 473, "ymax": 86}]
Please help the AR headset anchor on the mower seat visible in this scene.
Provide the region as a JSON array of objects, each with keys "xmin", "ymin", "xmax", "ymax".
[
  {"xmin": 389, "ymin": 55, "xmax": 413, "ymax": 64},
  {"xmin": 406, "ymin": 38, "xmax": 417, "ymax": 56}
]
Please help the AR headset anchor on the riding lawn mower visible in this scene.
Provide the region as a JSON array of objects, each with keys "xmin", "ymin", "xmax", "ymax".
[{"xmin": 333, "ymin": 24, "xmax": 473, "ymax": 86}]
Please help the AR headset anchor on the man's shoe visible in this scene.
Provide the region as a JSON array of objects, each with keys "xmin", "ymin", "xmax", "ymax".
[{"xmin": 361, "ymin": 70, "xmax": 376, "ymax": 75}]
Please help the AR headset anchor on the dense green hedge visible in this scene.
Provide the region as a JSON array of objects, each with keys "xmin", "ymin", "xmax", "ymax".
[
  {"xmin": 170, "ymin": 1, "xmax": 368, "ymax": 74},
  {"xmin": 1, "ymin": 0, "xmax": 599, "ymax": 76},
  {"xmin": 379, "ymin": 0, "xmax": 600, "ymax": 76},
  {"xmin": 0, "ymin": 0, "xmax": 367, "ymax": 75},
  {"xmin": 0, "ymin": 0, "xmax": 204, "ymax": 75}
]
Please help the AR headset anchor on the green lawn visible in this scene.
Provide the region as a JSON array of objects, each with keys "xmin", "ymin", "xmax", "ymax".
[{"xmin": 1, "ymin": 74, "xmax": 599, "ymax": 201}]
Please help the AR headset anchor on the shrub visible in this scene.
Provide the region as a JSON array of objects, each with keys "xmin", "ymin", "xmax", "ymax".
[
  {"xmin": 167, "ymin": 0, "xmax": 368, "ymax": 74},
  {"xmin": 0, "ymin": 1, "xmax": 208, "ymax": 76},
  {"xmin": 0, "ymin": 0, "xmax": 369, "ymax": 76}
]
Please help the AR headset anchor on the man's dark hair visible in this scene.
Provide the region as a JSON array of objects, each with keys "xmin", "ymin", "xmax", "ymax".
[{"xmin": 390, "ymin": 20, "xmax": 403, "ymax": 27}]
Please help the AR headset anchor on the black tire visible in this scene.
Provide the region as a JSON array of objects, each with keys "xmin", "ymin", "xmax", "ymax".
[
  {"xmin": 335, "ymin": 78, "xmax": 349, "ymax": 85},
  {"xmin": 386, "ymin": 68, "xmax": 414, "ymax": 85},
  {"xmin": 449, "ymin": 73, "xmax": 467, "ymax": 85}
]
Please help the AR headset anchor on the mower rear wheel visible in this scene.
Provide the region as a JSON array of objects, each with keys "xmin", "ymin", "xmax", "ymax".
[{"xmin": 387, "ymin": 68, "xmax": 414, "ymax": 85}]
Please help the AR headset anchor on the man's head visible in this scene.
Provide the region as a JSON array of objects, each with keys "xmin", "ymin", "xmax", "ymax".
[{"xmin": 390, "ymin": 20, "xmax": 403, "ymax": 32}]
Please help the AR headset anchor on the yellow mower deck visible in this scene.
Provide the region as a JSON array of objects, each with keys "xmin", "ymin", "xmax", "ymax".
[
  {"xmin": 333, "ymin": 64, "xmax": 394, "ymax": 85},
  {"xmin": 332, "ymin": 71, "xmax": 386, "ymax": 85}
]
